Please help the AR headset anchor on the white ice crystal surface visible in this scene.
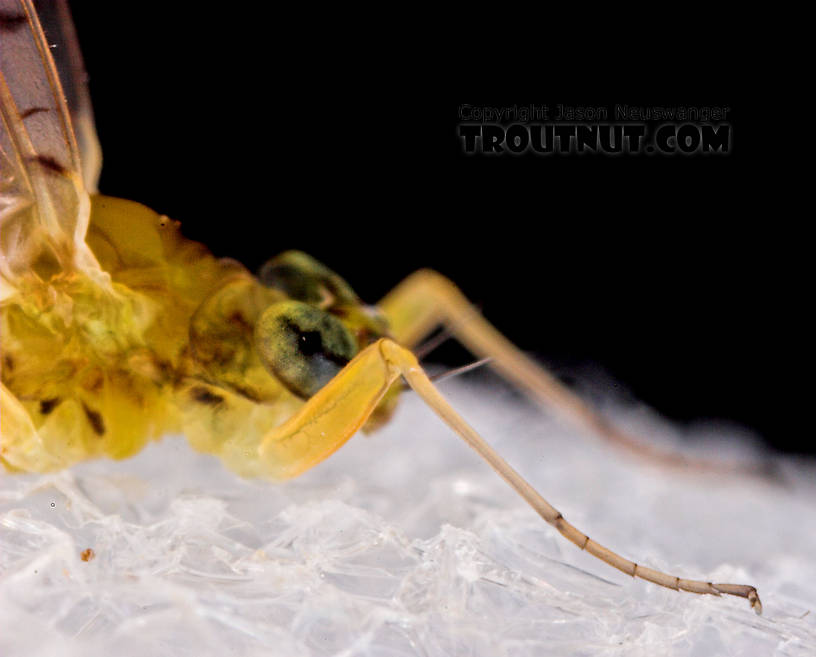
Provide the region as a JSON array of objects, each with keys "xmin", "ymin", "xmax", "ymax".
[{"xmin": 1, "ymin": 374, "xmax": 815, "ymax": 657}]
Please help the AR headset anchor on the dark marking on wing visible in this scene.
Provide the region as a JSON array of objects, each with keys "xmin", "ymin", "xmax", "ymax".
[
  {"xmin": 39, "ymin": 397, "xmax": 61, "ymax": 415},
  {"xmin": 0, "ymin": 12, "xmax": 26, "ymax": 31},
  {"xmin": 81, "ymin": 402, "xmax": 106, "ymax": 436},
  {"xmin": 191, "ymin": 386, "xmax": 225, "ymax": 406},
  {"xmin": 3, "ymin": 354, "xmax": 14, "ymax": 372},
  {"xmin": 31, "ymin": 154, "xmax": 67, "ymax": 175},
  {"xmin": 21, "ymin": 107, "xmax": 50, "ymax": 119}
]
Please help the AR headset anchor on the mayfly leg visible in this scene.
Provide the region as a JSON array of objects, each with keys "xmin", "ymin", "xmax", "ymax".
[
  {"xmin": 380, "ymin": 340, "xmax": 763, "ymax": 614},
  {"xmin": 258, "ymin": 338, "xmax": 762, "ymax": 613},
  {"xmin": 379, "ymin": 269, "xmax": 763, "ymax": 476}
]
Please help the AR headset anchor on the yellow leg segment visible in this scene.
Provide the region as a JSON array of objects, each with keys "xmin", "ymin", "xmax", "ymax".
[
  {"xmin": 259, "ymin": 340, "xmax": 401, "ymax": 479},
  {"xmin": 258, "ymin": 338, "xmax": 761, "ymax": 613},
  {"xmin": 379, "ymin": 269, "xmax": 740, "ymax": 473}
]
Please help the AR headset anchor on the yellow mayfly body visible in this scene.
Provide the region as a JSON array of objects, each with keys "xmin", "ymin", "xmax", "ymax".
[{"xmin": 0, "ymin": 0, "xmax": 761, "ymax": 613}]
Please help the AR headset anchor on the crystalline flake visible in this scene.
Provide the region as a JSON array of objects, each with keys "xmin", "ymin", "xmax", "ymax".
[{"xmin": 1, "ymin": 376, "xmax": 815, "ymax": 656}]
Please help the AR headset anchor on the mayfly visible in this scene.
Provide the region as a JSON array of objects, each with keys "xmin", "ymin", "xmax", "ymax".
[{"xmin": 0, "ymin": 0, "xmax": 761, "ymax": 613}]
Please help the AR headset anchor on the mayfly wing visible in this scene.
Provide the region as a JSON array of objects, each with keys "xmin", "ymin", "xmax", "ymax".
[
  {"xmin": 31, "ymin": 0, "xmax": 101, "ymax": 192},
  {"xmin": 0, "ymin": 0, "xmax": 101, "ymax": 300},
  {"xmin": 0, "ymin": 0, "xmax": 122, "ymax": 472}
]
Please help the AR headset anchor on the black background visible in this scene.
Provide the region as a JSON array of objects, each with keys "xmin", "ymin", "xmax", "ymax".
[{"xmin": 66, "ymin": 7, "xmax": 804, "ymax": 455}]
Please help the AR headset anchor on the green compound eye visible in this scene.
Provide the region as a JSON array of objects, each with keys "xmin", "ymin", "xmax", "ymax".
[
  {"xmin": 255, "ymin": 300, "xmax": 358, "ymax": 399},
  {"xmin": 258, "ymin": 251, "xmax": 359, "ymax": 308}
]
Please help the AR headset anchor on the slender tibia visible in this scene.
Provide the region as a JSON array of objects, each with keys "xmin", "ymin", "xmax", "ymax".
[
  {"xmin": 378, "ymin": 339, "xmax": 762, "ymax": 614},
  {"xmin": 380, "ymin": 270, "xmax": 761, "ymax": 476}
]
